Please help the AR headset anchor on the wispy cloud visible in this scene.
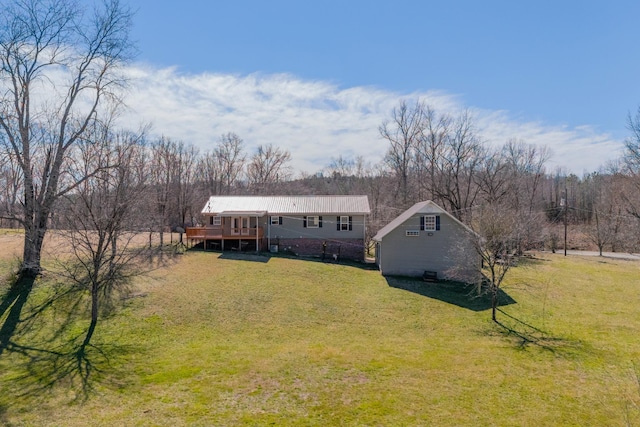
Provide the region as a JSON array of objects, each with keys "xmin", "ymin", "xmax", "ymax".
[{"xmin": 122, "ymin": 65, "xmax": 624, "ymax": 175}]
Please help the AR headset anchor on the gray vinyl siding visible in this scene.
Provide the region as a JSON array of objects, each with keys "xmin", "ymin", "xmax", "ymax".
[
  {"xmin": 267, "ymin": 214, "xmax": 365, "ymax": 240},
  {"xmin": 378, "ymin": 213, "xmax": 478, "ymax": 280},
  {"xmin": 201, "ymin": 214, "xmax": 365, "ymax": 242}
]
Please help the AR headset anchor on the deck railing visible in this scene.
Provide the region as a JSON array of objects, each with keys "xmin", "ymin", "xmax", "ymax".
[{"xmin": 185, "ymin": 226, "xmax": 264, "ymax": 240}]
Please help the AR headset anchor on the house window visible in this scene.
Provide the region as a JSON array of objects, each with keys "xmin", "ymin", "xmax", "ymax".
[
  {"xmin": 271, "ymin": 216, "xmax": 281, "ymax": 225},
  {"xmin": 340, "ymin": 216, "xmax": 350, "ymax": 231},
  {"xmin": 423, "ymin": 215, "xmax": 436, "ymax": 231},
  {"xmin": 406, "ymin": 230, "xmax": 420, "ymax": 236},
  {"xmin": 307, "ymin": 216, "xmax": 319, "ymax": 228},
  {"xmin": 212, "ymin": 216, "xmax": 221, "ymax": 226},
  {"xmin": 337, "ymin": 215, "xmax": 353, "ymax": 231}
]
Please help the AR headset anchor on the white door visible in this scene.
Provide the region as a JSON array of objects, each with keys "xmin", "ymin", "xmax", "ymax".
[
  {"xmin": 232, "ymin": 217, "xmax": 250, "ymax": 235},
  {"xmin": 231, "ymin": 217, "xmax": 241, "ymax": 235}
]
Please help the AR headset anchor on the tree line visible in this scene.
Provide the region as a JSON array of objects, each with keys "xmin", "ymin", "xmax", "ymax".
[
  {"xmin": 377, "ymin": 99, "xmax": 640, "ymax": 256},
  {"xmin": 3, "ymin": 101, "xmax": 640, "ymax": 259}
]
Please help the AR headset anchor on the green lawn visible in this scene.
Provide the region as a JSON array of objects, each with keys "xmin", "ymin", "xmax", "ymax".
[{"xmin": 0, "ymin": 239, "xmax": 639, "ymax": 426}]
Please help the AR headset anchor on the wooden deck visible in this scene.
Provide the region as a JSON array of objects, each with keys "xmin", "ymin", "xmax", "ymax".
[
  {"xmin": 186, "ymin": 227, "xmax": 264, "ymax": 241},
  {"xmin": 186, "ymin": 227, "xmax": 265, "ymax": 251}
]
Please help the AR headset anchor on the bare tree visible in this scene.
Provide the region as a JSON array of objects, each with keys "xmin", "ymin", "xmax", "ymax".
[
  {"xmin": 0, "ymin": 0, "xmax": 134, "ymax": 277},
  {"xmin": 0, "ymin": 144, "xmax": 22, "ymax": 228},
  {"xmin": 414, "ymin": 105, "xmax": 451, "ymax": 201},
  {"xmin": 625, "ymin": 107, "xmax": 640, "ymax": 173},
  {"xmin": 431, "ymin": 110, "xmax": 484, "ymax": 222},
  {"xmin": 476, "ymin": 147, "xmax": 509, "ymax": 205},
  {"xmin": 500, "ymin": 139, "xmax": 551, "ymax": 252},
  {"xmin": 150, "ymin": 137, "xmax": 177, "ymax": 246},
  {"xmin": 587, "ymin": 209, "xmax": 616, "ymax": 256},
  {"xmin": 582, "ymin": 173, "xmax": 626, "ymax": 255},
  {"xmin": 469, "ymin": 203, "xmax": 523, "ymax": 322},
  {"xmin": 623, "ymin": 107, "xmax": 640, "ymax": 220},
  {"xmin": 324, "ymin": 155, "xmax": 360, "ymax": 195},
  {"xmin": 216, "ymin": 132, "xmax": 246, "ymax": 195},
  {"xmin": 174, "ymin": 142, "xmax": 199, "ymax": 227},
  {"xmin": 58, "ymin": 128, "xmax": 150, "ymax": 352},
  {"xmin": 503, "ymin": 139, "xmax": 550, "ymax": 214},
  {"xmin": 145, "ymin": 138, "xmax": 201, "ymax": 243},
  {"xmin": 380, "ymin": 100, "xmax": 426, "ymax": 206},
  {"xmin": 247, "ymin": 143, "xmax": 291, "ymax": 193},
  {"xmin": 196, "ymin": 151, "xmax": 222, "ymax": 199}
]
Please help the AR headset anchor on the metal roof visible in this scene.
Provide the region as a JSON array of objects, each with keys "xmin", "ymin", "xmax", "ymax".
[
  {"xmin": 373, "ymin": 200, "xmax": 474, "ymax": 241},
  {"xmin": 202, "ymin": 195, "xmax": 370, "ymax": 215},
  {"xmin": 219, "ymin": 210, "xmax": 267, "ymax": 217}
]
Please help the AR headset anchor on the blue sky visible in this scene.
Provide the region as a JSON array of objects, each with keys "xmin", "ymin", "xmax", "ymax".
[{"xmin": 122, "ymin": 0, "xmax": 640, "ymax": 174}]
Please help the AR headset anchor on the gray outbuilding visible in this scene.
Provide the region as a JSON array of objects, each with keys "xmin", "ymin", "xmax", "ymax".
[{"xmin": 373, "ymin": 201, "xmax": 480, "ymax": 282}]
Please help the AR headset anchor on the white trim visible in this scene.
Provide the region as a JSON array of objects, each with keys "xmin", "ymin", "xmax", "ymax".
[
  {"xmin": 307, "ymin": 215, "xmax": 320, "ymax": 228},
  {"xmin": 340, "ymin": 215, "xmax": 350, "ymax": 231},
  {"xmin": 424, "ymin": 214, "xmax": 436, "ymax": 231},
  {"xmin": 241, "ymin": 217, "xmax": 250, "ymax": 235}
]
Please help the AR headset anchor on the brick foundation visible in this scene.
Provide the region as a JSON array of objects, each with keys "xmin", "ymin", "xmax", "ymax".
[{"xmin": 273, "ymin": 238, "xmax": 365, "ymax": 261}]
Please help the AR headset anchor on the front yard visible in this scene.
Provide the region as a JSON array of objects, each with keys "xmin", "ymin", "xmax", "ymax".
[{"xmin": 0, "ymin": 233, "xmax": 639, "ymax": 425}]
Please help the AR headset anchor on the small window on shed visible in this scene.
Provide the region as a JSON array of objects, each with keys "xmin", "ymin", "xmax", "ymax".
[
  {"xmin": 406, "ymin": 230, "xmax": 420, "ymax": 236},
  {"xmin": 423, "ymin": 215, "xmax": 436, "ymax": 231}
]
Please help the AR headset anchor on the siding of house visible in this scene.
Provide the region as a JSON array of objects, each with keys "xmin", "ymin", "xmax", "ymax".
[
  {"xmin": 378, "ymin": 212, "xmax": 478, "ymax": 281},
  {"xmin": 200, "ymin": 213, "xmax": 366, "ymax": 260},
  {"xmin": 196, "ymin": 196, "xmax": 369, "ymax": 261},
  {"xmin": 267, "ymin": 214, "xmax": 365, "ymax": 261},
  {"xmin": 267, "ymin": 214, "xmax": 365, "ymax": 240},
  {"xmin": 275, "ymin": 238, "xmax": 364, "ymax": 260}
]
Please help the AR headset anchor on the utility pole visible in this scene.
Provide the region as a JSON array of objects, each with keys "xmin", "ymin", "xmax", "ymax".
[{"xmin": 563, "ymin": 187, "xmax": 568, "ymax": 256}]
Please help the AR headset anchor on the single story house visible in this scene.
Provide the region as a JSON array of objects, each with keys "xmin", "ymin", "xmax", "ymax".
[
  {"xmin": 373, "ymin": 200, "xmax": 480, "ymax": 282},
  {"xmin": 186, "ymin": 195, "xmax": 370, "ymax": 261}
]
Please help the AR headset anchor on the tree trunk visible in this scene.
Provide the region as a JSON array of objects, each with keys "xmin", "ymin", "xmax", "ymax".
[
  {"xmin": 90, "ymin": 283, "xmax": 99, "ymax": 337},
  {"xmin": 80, "ymin": 283, "xmax": 99, "ymax": 352},
  {"xmin": 21, "ymin": 210, "xmax": 48, "ymax": 277},
  {"xmin": 491, "ymin": 288, "xmax": 498, "ymax": 322}
]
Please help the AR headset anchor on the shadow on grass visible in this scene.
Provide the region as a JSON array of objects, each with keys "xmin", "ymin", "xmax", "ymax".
[
  {"xmin": 487, "ymin": 308, "xmax": 591, "ymax": 357},
  {"xmin": 0, "ymin": 275, "xmax": 137, "ymax": 405},
  {"xmin": 0, "ymin": 403, "xmax": 9, "ymax": 427},
  {"xmin": 0, "ymin": 274, "xmax": 34, "ymax": 357},
  {"xmin": 517, "ymin": 254, "xmax": 550, "ymax": 266},
  {"xmin": 272, "ymin": 253, "xmax": 379, "ymax": 270},
  {"xmin": 5, "ymin": 335, "xmax": 136, "ymax": 404},
  {"xmin": 385, "ymin": 276, "xmax": 516, "ymax": 311},
  {"xmin": 218, "ymin": 251, "xmax": 271, "ymax": 263},
  {"xmin": 188, "ymin": 240, "xmax": 380, "ymax": 269}
]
